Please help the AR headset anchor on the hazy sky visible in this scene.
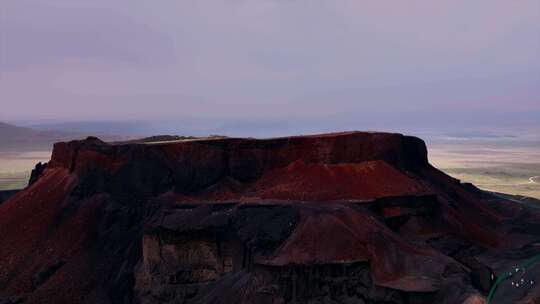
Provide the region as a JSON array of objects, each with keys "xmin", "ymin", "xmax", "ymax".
[{"xmin": 1, "ymin": 0, "xmax": 539, "ymax": 131}]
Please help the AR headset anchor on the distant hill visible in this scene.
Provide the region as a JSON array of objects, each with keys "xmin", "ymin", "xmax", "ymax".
[
  {"xmin": 28, "ymin": 120, "xmax": 153, "ymax": 137},
  {"xmin": 0, "ymin": 122, "xmax": 124, "ymax": 152}
]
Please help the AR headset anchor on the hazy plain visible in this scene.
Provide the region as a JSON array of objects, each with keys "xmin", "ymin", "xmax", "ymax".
[
  {"xmin": 428, "ymin": 136, "xmax": 540, "ymax": 199},
  {"xmin": 0, "ymin": 151, "xmax": 50, "ymax": 190}
]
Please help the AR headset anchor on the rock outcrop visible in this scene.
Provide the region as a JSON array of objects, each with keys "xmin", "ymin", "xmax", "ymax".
[{"xmin": 0, "ymin": 131, "xmax": 539, "ymax": 304}]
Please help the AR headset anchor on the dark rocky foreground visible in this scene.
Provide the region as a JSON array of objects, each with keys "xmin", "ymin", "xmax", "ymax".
[
  {"xmin": 0, "ymin": 132, "xmax": 539, "ymax": 304},
  {"xmin": 0, "ymin": 190, "xmax": 18, "ymax": 205}
]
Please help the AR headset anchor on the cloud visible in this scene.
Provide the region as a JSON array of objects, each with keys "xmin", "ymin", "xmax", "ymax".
[
  {"xmin": 0, "ymin": 0, "xmax": 177, "ymax": 70},
  {"xmin": 0, "ymin": 0, "xmax": 539, "ymax": 125}
]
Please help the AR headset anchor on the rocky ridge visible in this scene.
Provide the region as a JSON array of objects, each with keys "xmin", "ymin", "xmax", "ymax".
[{"xmin": 0, "ymin": 132, "xmax": 539, "ymax": 304}]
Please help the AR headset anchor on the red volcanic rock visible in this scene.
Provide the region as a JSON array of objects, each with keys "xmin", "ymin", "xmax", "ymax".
[
  {"xmin": 260, "ymin": 204, "xmax": 462, "ymax": 294},
  {"xmin": 251, "ymin": 159, "xmax": 427, "ymax": 201},
  {"xmin": 0, "ymin": 132, "xmax": 539, "ymax": 304}
]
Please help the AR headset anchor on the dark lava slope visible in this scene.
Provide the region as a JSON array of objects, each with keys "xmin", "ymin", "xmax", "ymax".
[
  {"xmin": 0, "ymin": 132, "xmax": 539, "ymax": 304},
  {"xmin": 0, "ymin": 191, "xmax": 18, "ymax": 205}
]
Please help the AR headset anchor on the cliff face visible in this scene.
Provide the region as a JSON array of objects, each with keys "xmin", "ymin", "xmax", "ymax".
[
  {"xmin": 46, "ymin": 132, "xmax": 428, "ymax": 198},
  {"xmin": 0, "ymin": 132, "xmax": 538, "ymax": 304}
]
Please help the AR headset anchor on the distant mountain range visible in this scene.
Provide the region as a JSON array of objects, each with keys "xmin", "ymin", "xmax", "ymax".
[
  {"xmin": 0, "ymin": 122, "xmax": 125, "ymax": 152},
  {"xmin": 27, "ymin": 120, "xmax": 154, "ymax": 137}
]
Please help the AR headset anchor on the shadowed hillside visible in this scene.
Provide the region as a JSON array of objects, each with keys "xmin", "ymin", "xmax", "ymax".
[{"xmin": 1, "ymin": 132, "xmax": 539, "ymax": 303}]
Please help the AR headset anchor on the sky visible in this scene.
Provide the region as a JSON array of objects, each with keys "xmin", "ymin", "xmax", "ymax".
[{"xmin": 1, "ymin": 0, "xmax": 539, "ymax": 135}]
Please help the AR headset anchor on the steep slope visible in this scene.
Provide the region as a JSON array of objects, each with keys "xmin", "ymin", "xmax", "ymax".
[
  {"xmin": 0, "ymin": 190, "xmax": 18, "ymax": 204},
  {"xmin": 0, "ymin": 132, "xmax": 539, "ymax": 304}
]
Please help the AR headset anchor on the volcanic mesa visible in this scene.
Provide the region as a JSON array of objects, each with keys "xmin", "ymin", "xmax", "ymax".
[{"xmin": 1, "ymin": 132, "xmax": 539, "ymax": 304}]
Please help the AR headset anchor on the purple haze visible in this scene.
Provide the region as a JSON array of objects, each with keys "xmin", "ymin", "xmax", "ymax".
[{"xmin": 1, "ymin": 0, "xmax": 539, "ymax": 135}]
